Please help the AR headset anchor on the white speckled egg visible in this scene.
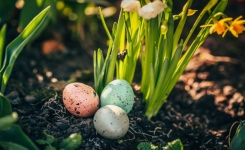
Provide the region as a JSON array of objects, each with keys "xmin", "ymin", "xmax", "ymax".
[
  {"xmin": 100, "ymin": 79, "xmax": 134, "ymax": 114},
  {"xmin": 93, "ymin": 105, "xmax": 129, "ymax": 139},
  {"xmin": 62, "ymin": 82, "xmax": 99, "ymax": 117}
]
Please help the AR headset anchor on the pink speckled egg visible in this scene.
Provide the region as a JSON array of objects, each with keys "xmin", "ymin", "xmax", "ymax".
[{"xmin": 62, "ymin": 82, "xmax": 99, "ymax": 117}]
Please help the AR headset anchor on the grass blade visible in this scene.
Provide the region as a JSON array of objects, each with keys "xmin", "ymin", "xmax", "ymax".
[
  {"xmin": 0, "ymin": 93, "xmax": 12, "ymax": 117},
  {"xmin": 0, "ymin": 24, "xmax": 6, "ymax": 68},
  {"xmin": 0, "ymin": 124, "xmax": 39, "ymax": 150},
  {"xmin": 0, "ymin": 6, "xmax": 50, "ymax": 93}
]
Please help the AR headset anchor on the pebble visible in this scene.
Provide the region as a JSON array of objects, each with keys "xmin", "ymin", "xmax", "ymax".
[
  {"xmin": 10, "ymin": 97, "xmax": 21, "ymax": 105},
  {"xmin": 24, "ymin": 95, "xmax": 38, "ymax": 104},
  {"xmin": 6, "ymin": 91, "xmax": 21, "ymax": 105},
  {"xmin": 6, "ymin": 91, "xmax": 19, "ymax": 98}
]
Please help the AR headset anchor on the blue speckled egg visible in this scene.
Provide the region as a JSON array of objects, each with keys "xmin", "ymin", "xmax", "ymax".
[
  {"xmin": 93, "ymin": 105, "xmax": 129, "ymax": 139},
  {"xmin": 100, "ymin": 79, "xmax": 134, "ymax": 114}
]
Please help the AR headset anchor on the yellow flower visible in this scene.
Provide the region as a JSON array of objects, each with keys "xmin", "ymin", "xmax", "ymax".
[
  {"xmin": 201, "ymin": 17, "xmax": 232, "ymax": 35},
  {"xmin": 121, "ymin": 0, "xmax": 141, "ymax": 12},
  {"xmin": 226, "ymin": 16, "xmax": 245, "ymax": 37},
  {"xmin": 187, "ymin": 9, "xmax": 197, "ymax": 16}
]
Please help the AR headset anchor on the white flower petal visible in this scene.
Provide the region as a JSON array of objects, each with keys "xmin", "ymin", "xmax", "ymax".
[
  {"xmin": 121, "ymin": 0, "xmax": 141, "ymax": 12},
  {"xmin": 152, "ymin": 0, "xmax": 167, "ymax": 14},
  {"xmin": 138, "ymin": 0, "xmax": 167, "ymax": 20}
]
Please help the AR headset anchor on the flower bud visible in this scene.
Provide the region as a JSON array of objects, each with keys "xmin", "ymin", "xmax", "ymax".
[
  {"xmin": 187, "ymin": 9, "xmax": 197, "ymax": 16},
  {"xmin": 161, "ymin": 20, "xmax": 168, "ymax": 35}
]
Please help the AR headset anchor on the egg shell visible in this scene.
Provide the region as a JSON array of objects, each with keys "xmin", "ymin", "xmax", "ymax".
[
  {"xmin": 62, "ymin": 82, "xmax": 99, "ymax": 117},
  {"xmin": 100, "ymin": 79, "xmax": 134, "ymax": 114},
  {"xmin": 93, "ymin": 105, "xmax": 129, "ymax": 139}
]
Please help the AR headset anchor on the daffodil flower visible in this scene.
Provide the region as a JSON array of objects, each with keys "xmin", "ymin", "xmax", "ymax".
[
  {"xmin": 201, "ymin": 17, "xmax": 232, "ymax": 35},
  {"xmin": 138, "ymin": 0, "xmax": 167, "ymax": 20},
  {"xmin": 121, "ymin": 0, "xmax": 141, "ymax": 12},
  {"xmin": 225, "ymin": 16, "xmax": 245, "ymax": 37}
]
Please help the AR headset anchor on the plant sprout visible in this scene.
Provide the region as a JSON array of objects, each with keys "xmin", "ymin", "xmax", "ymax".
[{"xmin": 94, "ymin": 0, "xmax": 244, "ymax": 120}]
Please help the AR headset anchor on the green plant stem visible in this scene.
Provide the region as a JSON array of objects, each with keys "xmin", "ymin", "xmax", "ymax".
[
  {"xmin": 141, "ymin": 17, "xmax": 159, "ymax": 101},
  {"xmin": 183, "ymin": 0, "xmax": 218, "ymax": 49},
  {"xmin": 121, "ymin": 12, "xmax": 142, "ymax": 83},
  {"xmin": 106, "ymin": 10, "xmax": 125, "ymax": 85},
  {"xmin": 173, "ymin": 0, "xmax": 192, "ymax": 53},
  {"xmin": 144, "ymin": 0, "xmax": 228, "ymax": 119},
  {"xmin": 94, "ymin": 9, "xmax": 125, "ymax": 94},
  {"xmin": 98, "ymin": 8, "xmax": 113, "ymax": 42},
  {"xmin": 145, "ymin": 41, "xmax": 183, "ymax": 119},
  {"xmin": 0, "ymin": 24, "xmax": 6, "ymax": 69},
  {"xmin": 94, "ymin": 8, "xmax": 115, "ymax": 94},
  {"xmin": 0, "ymin": 112, "xmax": 18, "ymax": 130},
  {"xmin": 165, "ymin": 6, "xmax": 174, "ymax": 60}
]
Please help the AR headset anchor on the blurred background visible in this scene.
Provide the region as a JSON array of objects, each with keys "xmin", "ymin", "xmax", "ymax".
[{"xmin": 0, "ymin": 0, "xmax": 244, "ymax": 56}]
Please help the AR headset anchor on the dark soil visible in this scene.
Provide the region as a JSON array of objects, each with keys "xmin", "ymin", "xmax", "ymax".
[{"xmin": 3, "ymin": 1, "xmax": 245, "ymax": 150}]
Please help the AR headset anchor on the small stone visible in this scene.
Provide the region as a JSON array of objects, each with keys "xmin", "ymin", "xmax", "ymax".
[
  {"xmin": 24, "ymin": 95, "xmax": 38, "ymax": 104},
  {"xmin": 6, "ymin": 91, "xmax": 21, "ymax": 105},
  {"xmin": 17, "ymin": 106, "xmax": 32, "ymax": 114},
  {"xmin": 10, "ymin": 97, "xmax": 21, "ymax": 105},
  {"xmin": 6, "ymin": 91, "xmax": 19, "ymax": 99}
]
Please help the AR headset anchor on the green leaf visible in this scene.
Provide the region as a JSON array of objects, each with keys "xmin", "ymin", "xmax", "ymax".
[
  {"xmin": 106, "ymin": 10, "xmax": 124, "ymax": 85},
  {"xmin": 230, "ymin": 120, "xmax": 245, "ymax": 150},
  {"xmin": 43, "ymin": 131, "xmax": 56, "ymax": 145},
  {"xmin": 99, "ymin": 7, "xmax": 113, "ymax": 42},
  {"xmin": 0, "ymin": 112, "xmax": 18, "ymax": 130},
  {"xmin": 45, "ymin": 146, "xmax": 56, "ymax": 150},
  {"xmin": 0, "ymin": 6, "xmax": 50, "ymax": 93},
  {"xmin": 173, "ymin": 0, "xmax": 192, "ymax": 50},
  {"xmin": 0, "ymin": 24, "xmax": 6, "ymax": 68},
  {"xmin": 36, "ymin": 139, "xmax": 48, "ymax": 145},
  {"xmin": 60, "ymin": 133, "xmax": 82, "ymax": 150},
  {"xmin": 137, "ymin": 142, "xmax": 159, "ymax": 150},
  {"xmin": 183, "ymin": 0, "xmax": 219, "ymax": 48},
  {"xmin": 0, "ymin": 92, "xmax": 12, "ymax": 117},
  {"xmin": 36, "ymin": 131, "xmax": 58, "ymax": 150},
  {"xmin": 0, "ymin": 124, "xmax": 39, "ymax": 150},
  {"xmin": 19, "ymin": 0, "xmax": 56, "ymax": 42},
  {"xmin": 163, "ymin": 139, "xmax": 183, "ymax": 150},
  {"xmin": 137, "ymin": 142, "xmax": 152, "ymax": 150},
  {"xmin": 149, "ymin": 64, "xmax": 155, "ymax": 102},
  {"xmin": 93, "ymin": 49, "xmax": 105, "ymax": 94},
  {"xmin": 0, "ymin": 141, "xmax": 29, "ymax": 150}
]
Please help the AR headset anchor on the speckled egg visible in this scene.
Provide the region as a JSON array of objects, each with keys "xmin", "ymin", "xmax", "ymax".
[
  {"xmin": 62, "ymin": 82, "xmax": 99, "ymax": 117},
  {"xmin": 93, "ymin": 105, "xmax": 129, "ymax": 139},
  {"xmin": 100, "ymin": 79, "xmax": 134, "ymax": 114}
]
